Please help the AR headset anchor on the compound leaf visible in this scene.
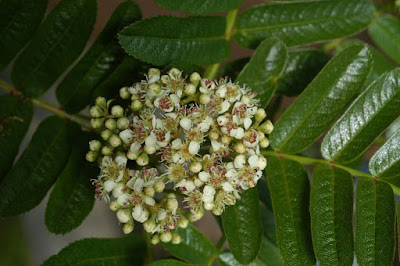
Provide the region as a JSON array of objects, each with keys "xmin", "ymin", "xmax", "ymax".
[{"xmin": 155, "ymin": 0, "xmax": 243, "ymax": 15}]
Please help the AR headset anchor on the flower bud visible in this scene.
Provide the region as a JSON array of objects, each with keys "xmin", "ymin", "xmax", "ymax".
[
  {"xmin": 89, "ymin": 140, "xmax": 101, "ymax": 151},
  {"xmin": 199, "ymin": 93, "xmax": 210, "ymax": 104},
  {"xmin": 259, "ymin": 120, "xmax": 274, "ymax": 134},
  {"xmin": 259, "ymin": 137, "xmax": 270, "ymax": 148},
  {"xmin": 194, "ymin": 178, "xmax": 204, "ymax": 187},
  {"xmin": 126, "ymin": 150, "xmax": 138, "ymax": 160},
  {"xmin": 101, "ymin": 146, "xmax": 113, "ymax": 156},
  {"xmin": 105, "ymin": 118, "xmax": 117, "ymax": 130},
  {"xmin": 144, "ymin": 187, "xmax": 155, "ymax": 197},
  {"xmin": 154, "ymin": 180, "xmax": 165, "ymax": 193},
  {"xmin": 189, "ymin": 162, "xmax": 202, "ymax": 173},
  {"xmin": 166, "ymin": 198, "xmax": 178, "ymax": 212},
  {"xmin": 255, "ymin": 108, "xmax": 267, "ymax": 122},
  {"xmin": 109, "ymin": 201, "xmax": 121, "ymax": 211},
  {"xmin": 221, "ymin": 135, "xmax": 231, "ymax": 145},
  {"xmin": 160, "ymin": 232, "xmax": 172, "ymax": 243},
  {"xmin": 161, "ymin": 75, "xmax": 170, "ymax": 84},
  {"xmin": 137, "ymin": 152, "xmax": 149, "ymax": 166},
  {"xmin": 116, "ymin": 209, "xmax": 131, "ymax": 223},
  {"xmin": 109, "ymin": 134, "xmax": 122, "ymax": 148},
  {"xmin": 90, "ymin": 118, "xmax": 104, "ymax": 129},
  {"xmin": 85, "ymin": 151, "xmax": 98, "ymax": 162},
  {"xmin": 235, "ymin": 142, "xmax": 246, "ymax": 153},
  {"xmin": 148, "ymin": 68, "xmax": 161, "ymax": 83},
  {"xmin": 190, "ymin": 72, "xmax": 201, "ymax": 87},
  {"xmin": 167, "ymin": 193, "xmax": 176, "ymax": 199},
  {"xmin": 144, "ymin": 145, "xmax": 156, "ymax": 155},
  {"xmin": 111, "ymin": 105, "xmax": 124, "ymax": 118},
  {"xmin": 168, "ymin": 68, "xmax": 181, "ymax": 78},
  {"xmin": 149, "ymin": 83, "xmax": 162, "ymax": 95},
  {"xmin": 123, "ymin": 223, "xmax": 134, "ymax": 234},
  {"xmin": 212, "ymin": 206, "xmax": 223, "ymax": 216},
  {"xmin": 209, "ymin": 131, "xmax": 219, "ymax": 140},
  {"xmin": 151, "ymin": 235, "xmax": 160, "ymax": 245},
  {"xmin": 204, "ymin": 202, "xmax": 214, "ymax": 211},
  {"xmin": 95, "ymin": 96, "xmax": 106, "ymax": 108},
  {"xmin": 119, "ymin": 87, "xmax": 131, "ymax": 99},
  {"xmin": 184, "ymin": 84, "xmax": 196, "ymax": 95},
  {"xmin": 143, "ymin": 219, "xmax": 157, "ymax": 233},
  {"xmin": 131, "ymin": 100, "xmax": 142, "ymax": 112},
  {"xmin": 117, "ymin": 117, "xmax": 130, "ymax": 130},
  {"xmin": 189, "ymin": 207, "xmax": 204, "ymax": 222},
  {"xmin": 171, "ymin": 232, "xmax": 181, "ymax": 244},
  {"xmin": 198, "ymin": 171, "xmax": 210, "ymax": 182},
  {"xmin": 101, "ymin": 129, "xmax": 112, "ymax": 140},
  {"xmin": 234, "ymin": 154, "xmax": 246, "ymax": 169},
  {"xmin": 89, "ymin": 105, "xmax": 103, "ymax": 118},
  {"xmin": 178, "ymin": 216, "xmax": 189, "ymax": 228}
]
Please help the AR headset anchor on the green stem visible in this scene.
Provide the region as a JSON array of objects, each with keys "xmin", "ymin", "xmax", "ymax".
[
  {"xmin": 0, "ymin": 78, "xmax": 92, "ymax": 130},
  {"xmin": 204, "ymin": 9, "xmax": 238, "ymax": 80},
  {"xmin": 143, "ymin": 231, "xmax": 154, "ymax": 264},
  {"xmin": 207, "ymin": 235, "xmax": 226, "ymax": 266},
  {"xmin": 262, "ymin": 150, "xmax": 400, "ymax": 195}
]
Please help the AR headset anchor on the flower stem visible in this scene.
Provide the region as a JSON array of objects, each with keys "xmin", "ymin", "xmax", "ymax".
[
  {"xmin": 143, "ymin": 231, "xmax": 154, "ymax": 264},
  {"xmin": 204, "ymin": 9, "xmax": 239, "ymax": 80},
  {"xmin": 0, "ymin": 78, "xmax": 92, "ymax": 130}
]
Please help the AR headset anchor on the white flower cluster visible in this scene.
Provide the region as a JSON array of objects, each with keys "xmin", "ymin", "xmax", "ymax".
[{"xmin": 86, "ymin": 68, "xmax": 273, "ymax": 244}]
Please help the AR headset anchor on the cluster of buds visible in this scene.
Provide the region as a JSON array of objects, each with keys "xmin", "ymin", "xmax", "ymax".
[{"xmin": 86, "ymin": 68, "xmax": 273, "ymax": 244}]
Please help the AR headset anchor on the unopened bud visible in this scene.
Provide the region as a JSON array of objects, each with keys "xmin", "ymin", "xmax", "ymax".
[
  {"xmin": 119, "ymin": 87, "xmax": 130, "ymax": 99},
  {"xmin": 151, "ymin": 235, "xmax": 160, "ymax": 245},
  {"xmin": 95, "ymin": 96, "xmax": 106, "ymax": 108},
  {"xmin": 154, "ymin": 180, "xmax": 165, "ymax": 193},
  {"xmin": 117, "ymin": 117, "xmax": 129, "ymax": 130},
  {"xmin": 109, "ymin": 201, "xmax": 121, "ymax": 211},
  {"xmin": 148, "ymin": 83, "xmax": 162, "ymax": 95},
  {"xmin": 235, "ymin": 142, "xmax": 246, "ymax": 153},
  {"xmin": 178, "ymin": 217, "xmax": 189, "ymax": 228},
  {"xmin": 212, "ymin": 206, "xmax": 223, "ymax": 216},
  {"xmin": 116, "ymin": 209, "xmax": 131, "ymax": 223},
  {"xmin": 184, "ymin": 84, "xmax": 196, "ymax": 95},
  {"xmin": 260, "ymin": 138, "xmax": 270, "ymax": 148},
  {"xmin": 144, "ymin": 187, "xmax": 155, "ymax": 197},
  {"xmin": 161, "ymin": 75, "xmax": 170, "ymax": 84},
  {"xmin": 105, "ymin": 118, "xmax": 117, "ymax": 130},
  {"xmin": 259, "ymin": 120, "xmax": 274, "ymax": 134},
  {"xmin": 204, "ymin": 202, "xmax": 214, "ymax": 211},
  {"xmin": 89, "ymin": 140, "xmax": 101, "ymax": 151},
  {"xmin": 131, "ymin": 100, "xmax": 142, "ymax": 111},
  {"xmin": 123, "ymin": 223, "xmax": 134, "ymax": 234},
  {"xmin": 189, "ymin": 162, "xmax": 202, "ymax": 173},
  {"xmin": 199, "ymin": 93, "xmax": 210, "ymax": 104},
  {"xmin": 168, "ymin": 68, "xmax": 181, "ymax": 77},
  {"xmin": 209, "ymin": 131, "xmax": 219, "ymax": 140},
  {"xmin": 126, "ymin": 150, "xmax": 138, "ymax": 160},
  {"xmin": 85, "ymin": 151, "xmax": 98, "ymax": 162},
  {"xmin": 166, "ymin": 198, "xmax": 178, "ymax": 212},
  {"xmin": 111, "ymin": 105, "xmax": 124, "ymax": 118},
  {"xmin": 143, "ymin": 219, "xmax": 157, "ymax": 233},
  {"xmin": 137, "ymin": 152, "xmax": 149, "ymax": 166},
  {"xmin": 160, "ymin": 232, "xmax": 172, "ymax": 243},
  {"xmin": 171, "ymin": 232, "xmax": 181, "ymax": 244},
  {"xmin": 255, "ymin": 108, "xmax": 267, "ymax": 122},
  {"xmin": 101, "ymin": 146, "xmax": 113, "ymax": 156},
  {"xmin": 221, "ymin": 135, "xmax": 231, "ymax": 145},
  {"xmin": 189, "ymin": 207, "xmax": 204, "ymax": 222},
  {"xmin": 109, "ymin": 134, "xmax": 122, "ymax": 148},
  {"xmin": 101, "ymin": 129, "xmax": 113, "ymax": 140},
  {"xmin": 90, "ymin": 105, "xmax": 103, "ymax": 118},
  {"xmin": 194, "ymin": 178, "xmax": 204, "ymax": 187},
  {"xmin": 258, "ymin": 131, "xmax": 265, "ymax": 140},
  {"xmin": 144, "ymin": 145, "xmax": 156, "ymax": 155},
  {"xmin": 190, "ymin": 72, "xmax": 201, "ymax": 87},
  {"xmin": 90, "ymin": 118, "xmax": 104, "ymax": 129}
]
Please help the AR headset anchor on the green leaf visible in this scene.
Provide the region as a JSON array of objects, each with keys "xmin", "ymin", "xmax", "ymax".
[
  {"xmin": 260, "ymin": 204, "xmax": 276, "ymax": 245},
  {"xmin": 219, "ymin": 57, "xmax": 249, "ymax": 81},
  {"xmin": 234, "ymin": 0, "xmax": 374, "ymax": 49},
  {"xmin": 0, "ymin": 0, "xmax": 47, "ymax": 71},
  {"xmin": 218, "ymin": 251, "xmax": 261, "ymax": 266},
  {"xmin": 355, "ymin": 179, "xmax": 395, "ymax": 265},
  {"xmin": 118, "ymin": 16, "xmax": 231, "ymax": 66},
  {"xmin": 310, "ymin": 164, "xmax": 354, "ymax": 265},
  {"xmin": 43, "ymin": 236, "xmax": 146, "ymax": 265},
  {"xmin": 0, "ymin": 94, "xmax": 33, "ymax": 180},
  {"xmin": 162, "ymin": 224, "xmax": 216, "ymax": 264},
  {"xmin": 336, "ymin": 40, "xmax": 395, "ymax": 87},
  {"xmin": 257, "ymin": 238, "xmax": 284, "ymax": 266},
  {"xmin": 155, "ymin": 0, "xmax": 243, "ymax": 15},
  {"xmin": 45, "ymin": 132, "xmax": 98, "ymax": 234},
  {"xmin": 270, "ymin": 45, "xmax": 372, "ymax": 154},
  {"xmin": 236, "ymin": 38, "xmax": 287, "ymax": 108},
  {"xmin": 56, "ymin": 0, "xmax": 142, "ymax": 113},
  {"xmin": 369, "ymin": 15, "xmax": 400, "ymax": 65},
  {"xmin": 276, "ymin": 49, "xmax": 330, "ymax": 97},
  {"xmin": 91, "ymin": 56, "xmax": 147, "ymax": 100},
  {"xmin": 0, "ymin": 116, "xmax": 76, "ymax": 218},
  {"xmin": 257, "ymin": 178, "xmax": 272, "ymax": 211},
  {"xmin": 150, "ymin": 260, "xmax": 190, "ymax": 266},
  {"xmin": 369, "ymin": 129, "xmax": 400, "ymax": 178},
  {"xmin": 221, "ymin": 187, "xmax": 263, "ymax": 264},
  {"xmin": 266, "ymin": 155, "xmax": 315, "ymax": 265},
  {"xmin": 321, "ymin": 68, "xmax": 400, "ymax": 163},
  {"xmin": 11, "ymin": 0, "xmax": 97, "ymax": 98}
]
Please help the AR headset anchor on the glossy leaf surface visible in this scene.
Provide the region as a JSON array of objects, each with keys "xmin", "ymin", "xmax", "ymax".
[
  {"xmin": 236, "ymin": 38, "xmax": 287, "ymax": 108},
  {"xmin": 321, "ymin": 68, "xmax": 400, "ymax": 163},
  {"xmin": 150, "ymin": 260, "xmax": 189, "ymax": 266},
  {"xmin": 234, "ymin": 0, "xmax": 374, "ymax": 49},
  {"xmin": 369, "ymin": 15, "xmax": 400, "ymax": 64},
  {"xmin": 0, "ymin": 116, "xmax": 75, "ymax": 217},
  {"xmin": 222, "ymin": 188, "xmax": 263, "ymax": 264},
  {"xmin": 43, "ymin": 236, "xmax": 146, "ymax": 265},
  {"xmin": 155, "ymin": 0, "xmax": 243, "ymax": 14},
  {"xmin": 118, "ymin": 16, "xmax": 231, "ymax": 66},
  {"xmin": 56, "ymin": 0, "xmax": 141, "ymax": 113},
  {"xmin": 266, "ymin": 155, "xmax": 315, "ymax": 265},
  {"xmin": 45, "ymin": 133, "xmax": 98, "ymax": 234},
  {"xmin": 355, "ymin": 179, "xmax": 395, "ymax": 265},
  {"xmin": 270, "ymin": 45, "xmax": 372, "ymax": 154},
  {"xmin": 11, "ymin": 0, "xmax": 97, "ymax": 97},
  {"xmin": 0, "ymin": 94, "xmax": 33, "ymax": 179},
  {"xmin": 310, "ymin": 164, "xmax": 354, "ymax": 265},
  {"xmin": 0, "ymin": 0, "xmax": 47, "ymax": 70},
  {"xmin": 162, "ymin": 224, "xmax": 216, "ymax": 264}
]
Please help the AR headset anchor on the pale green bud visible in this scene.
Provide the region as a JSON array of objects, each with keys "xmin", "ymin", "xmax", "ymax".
[
  {"xmin": 89, "ymin": 140, "xmax": 101, "ymax": 151},
  {"xmin": 259, "ymin": 137, "xmax": 270, "ymax": 148},
  {"xmin": 116, "ymin": 208, "xmax": 131, "ymax": 223},
  {"xmin": 144, "ymin": 145, "xmax": 156, "ymax": 155},
  {"xmin": 117, "ymin": 117, "xmax": 130, "ymax": 130},
  {"xmin": 189, "ymin": 161, "xmax": 202, "ymax": 173},
  {"xmin": 89, "ymin": 105, "xmax": 103, "ymax": 118},
  {"xmin": 148, "ymin": 68, "xmax": 160, "ymax": 77},
  {"xmin": 189, "ymin": 207, "xmax": 204, "ymax": 222},
  {"xmin": 204, "ymin": 202, "xmax": 214, "ymax": 211},
  {"xmin": 109, "ymin": 134, "xmax": 122, "ymax": 148},
  {"xmin": 199, "ymin": 93, "xmax": 210, "ymax": 104},
  {"xmin": 184, "ymin": 84, "xmax": 196, "ymax": 95},
  {"xmin": 160, "ymin": 232, "xmax": 172, "ymax": 243},
  {"xmin": 151, "ymin": 235, "xmax": 160, "ymax": 245},
  {"xmin": 259, "ymin": 120, "xmax": 274, "ymax": 134},
  {"xmin": 235, "ymin": 142, "xmax": 246, "ymax": 154},
  {"xmin": 209, "ymin": 131, "xmax": 219, "ymax": 140},
  {"xmin": 123, "ymin": 222, "xmax": 134, "ymax": 234},
  {"xmin": 160, "ymin": 75, "xmax": 170, "ymax": 84},
  {"xmin": 105, "ymin": 118, "xmax": 117, "ymax": 130},
  {"xmin": 95, "ymin": 96, "xmax": 106, "ymax": 108},
  {"xmin": 109, "ymin": 201, "xmax": 121, "ymax": 211},
  {"xmin": 101, "ymin": 146, "xmax": 113, "ymax": 156},
  {"xmin": 131, "ymin": 99, "xmax": 143, "ymax": 112},
  {"xmin": 154, "ymin": 180, "xmax": 165, "ymax": 193},
  {"xmin": 255, "ymin": 108, "xmax": 267, "ymax": 122},
  {"xmin": 131, "ymin": 94, "xmax": 140, "ymax": 100},
  {"xmin": 90, "ymin": 118, "xmax": 104, "ymax": 129},
  {"xmin": 166, "ymin": 198, "xmax": 178, "ymax": 212},
  {"xmin": 137, "ymin": 152, "xmax": 149, "ymax": 166},
  {"xmin": 178, "ymin": 216, "xmax": 189, "ymax": 229},
  {"xmin": 168, "ymin": 68, "xmax": 181, "ymax": 77},
  {"xmin": 143, "ymin": 219, "xmax": 156, "ymax": 233},
  {"xmin": 119, "ymin": 87, "xmax": 130, "ymax": 99},
  {"xmin": 212, "ymin": 206, "xmax": 223, "ymax": 216},
  {"xmin": 167, "ymin": 193, "xmax": 176, "ymax": 199},
  {"xmin": 111, "ymin": 105, "xmax": 124, "ymax": 118},
  {"xmin": 221, "ymin": 135, "xmax": 231, "ymax": 145},
  {"xmin": 144, "ymin": 187, "xmax": 155, "ymax": 197},
  {"xmin": 127, "ymin": 150, "xmax": 138, "ymax": 160},
  {"xmin": 101, "ymin": 129, "xmax": 113, "ymax": 141},
  {"xmin": 148, "ymin": 83, "xmax": 162, "ymax": 95},
  {"xmin": 171, "ymin": 232, "xmax": 181, "ymax": 244},
  {"xmin": 190, "ymin": 72, "xmax": 201, "ymax": 87},
  {"xmin": 85, "ymin": 151, "xmax": 98, "ymax": 162}
]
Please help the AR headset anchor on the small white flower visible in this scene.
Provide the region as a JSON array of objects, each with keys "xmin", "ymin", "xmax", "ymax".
[
  {"xmin": 189, "ymin": 141, "xmax": 201, "ymax": 155},
  {"xmin": 180, "ymin": 118, "xmax": 192, "ymax": 130},
  {"xmin": 222, "ymin": 182, "xmax": 234, "ymax": 192},
  {"xmin": 132, "ymin": 205, "xmax": 144, "ymax": 222},
  {"xmin": 199, "ymin": 171, "xmax": 210, "ymax": 182},
  {"xmin": 258, "ymin": 157, "xmax": 267, "ymax": 171},
  {"xmin": 117, "ymin": 209, "xmax": 130, "ymax": 223},
  {"xmin": 219, "ymin": 100, "xmax": 231, "ymax": 114},
  {"xmin": 203, "ymin": 185, "xmax": 216, "ymax": 196},
  {"xmin": 234, "ymin": 127, "xmax": 245, "ymax": 139},
  {"xmin": 133, "ymin": 178, "xmax": 144, "ymax": 192},
  {"xmin": 248, "ymin": 155, "xmax": 259, "ymax": 169},
  {"xmin": 244, "ymin": 117, "xmax": 252, "ymax": 130},
  {"xmin": 211, "ymin": 140, "xmax": 224, "ymax": 151},
  {"xmin": 119, "ymin": 129, "xmax": 133, "ymax": 143},
  {"xmin": 171, "ymin": 139, "xmax": 182, "ymax": 149},
  {"xmin": 185, "ymin": 180, "xmax": 195, "ymax": 192},
  {"xmin": 172, "ymin": 153, "xmax": 185, "ymax": 164},
  {"xmin": 104, "ymin": 180, "xmax": 117, "ymax": 192},
  {"xmin": 217, "ymin": 116, "xmax": 228, "ymax": 126},
  {"xmin": 157, "ymin": 209, "xmax": 167, "ymax": 221},
  {"xmin": 145, "ymin": 134, "xmax": 157, "ymax": 147},
  {"xmin": 215, "ymin": 85, "xmax": 227, "ymax": 98},
  {"xmin": 112, "ymin": 183, "xmax": 125, "ymax": 198},
  {"xmin": 130, "ymin": 142, "xmax": 141, "ymax": 154},
  {"xmin": 234, "ymin": 155, "xmax": 246, "ymax": 169},
  {"xmin": 115, "ymin": 155, "xmax": 127, "ymax": 166},
  {"xmin": 117, "ymin": 194, "xmax": 131, "ymax": 206}
]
